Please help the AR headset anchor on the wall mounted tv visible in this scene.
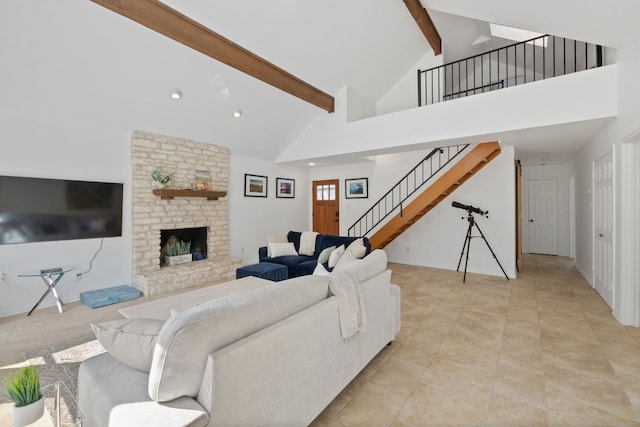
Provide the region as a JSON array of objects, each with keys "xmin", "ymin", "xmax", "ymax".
[{"xmin": 0, "ymin": 175, "xmax": 123, "ymax": 244}]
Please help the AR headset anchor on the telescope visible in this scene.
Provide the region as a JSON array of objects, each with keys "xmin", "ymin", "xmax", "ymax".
[
  {"xmin": 451, "ymin": 201, "xmax": 488, "ymax": 216},
  {"xmin": 452, "ymin": 201, "xmax": 508, "ymax": 283}
]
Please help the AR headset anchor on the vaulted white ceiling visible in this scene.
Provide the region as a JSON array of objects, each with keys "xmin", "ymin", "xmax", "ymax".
[{"xmin": 1, "ymin": 0, "xmax": 636, "ymax": 165}]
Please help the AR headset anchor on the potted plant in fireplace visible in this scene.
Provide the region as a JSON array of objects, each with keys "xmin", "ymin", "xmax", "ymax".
[
  {"xmin": 4, "ymin": 366, "xmax": 44, "ymax": 427},
  {"xmin": 165, "ymin": 240, "xmax": 192, "ymax": 266}
]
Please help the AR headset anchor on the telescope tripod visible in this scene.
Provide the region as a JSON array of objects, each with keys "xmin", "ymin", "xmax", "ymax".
[{"xmin": 457, "ymin": 212, "xmax": 509, "ymax": 283}]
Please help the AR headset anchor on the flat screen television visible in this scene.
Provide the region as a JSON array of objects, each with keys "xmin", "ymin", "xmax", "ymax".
[{"xmin": 0, "ymin": 175, "xmax": 123, "ymax": 244}]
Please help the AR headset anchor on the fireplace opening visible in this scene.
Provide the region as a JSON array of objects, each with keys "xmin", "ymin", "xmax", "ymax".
[{"xmin": 160, "ymin": 226, "xmax": 207, "ymax": 266}]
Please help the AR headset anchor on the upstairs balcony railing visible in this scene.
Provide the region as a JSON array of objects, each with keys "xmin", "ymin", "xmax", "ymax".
[
  {"xmin": 418, "ymin": 34, "xmax": 604, "ymax": 106},
  {"xmin": 348, "ymin": 144, "xmax": 468, "ymax": 238}
]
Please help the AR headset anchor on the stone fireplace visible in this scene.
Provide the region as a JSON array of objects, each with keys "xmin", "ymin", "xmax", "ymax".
[{"xmin": 131, "ymin": 131, "xmax": 241, "ymax": 296}]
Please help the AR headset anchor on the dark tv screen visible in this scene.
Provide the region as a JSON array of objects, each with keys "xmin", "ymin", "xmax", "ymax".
[{"xmin": 0, "ymin": 175, "xmax": 123, "ymax": 244}]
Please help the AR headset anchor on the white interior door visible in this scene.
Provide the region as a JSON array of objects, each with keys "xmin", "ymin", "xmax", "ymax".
[
  {"xmin": 594, "ymin": 151, "xmax": 614, "ymax": 307},
  {"xmin": 527, "ymin": 179, "xmax": 559, "ymax": 255}
]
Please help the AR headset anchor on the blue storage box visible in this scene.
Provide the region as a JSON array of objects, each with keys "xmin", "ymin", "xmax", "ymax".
[{"xmin": 80, "ymin": 285, "xmax": 141, "ymax": 308}]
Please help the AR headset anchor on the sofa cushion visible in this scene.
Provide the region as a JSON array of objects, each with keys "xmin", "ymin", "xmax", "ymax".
[
  {"xmin": 78, "ymin": 353, "xmax": 209, "ymax": 427},
  {"xmin": 269, "ymin": 254, "xmax": 315, "ymax": 278},
  {"xmin": 339, "ymin": 249, "xmax": 388, "ymax": 282},
  {"xmin": 296, "ymin": 259, "xmax": 321, "ymax": 276},
  {"xmin": 328, "ymin": 245, "xmax": 345, "ymax": 268},
  {"xmin": 267, "ymin": 242, "xmax": 298, "ymax": 257},
  {"xmin": 334, "ymin": 247, "xmax": 358, "ymax": 270},
  {"xmin": 266, "ymin": 234, "xmax": 288, "ymax": 256},
  {"xmin": 91, "ymin": 318, "xmax": 165, "ymax": 372},
  {"xmin": 313, "ymin": 263, "xmax": 331, "ymax": 276},
  {"xmin": 148, "ymin": 275, "xmax": 331, "ymax": 402},
  {"xmin": 287, "ymin": 231, "xmax": 303, "ymax": 252},
  {"xmin": 345, "ymin": 238, "xmax": 367, "ymax": 259},
  {"xmin": 317, "ymin": 245, "xmax": 336, "ymax": 265}
]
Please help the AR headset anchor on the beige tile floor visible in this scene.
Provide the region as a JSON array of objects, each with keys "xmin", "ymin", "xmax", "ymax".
[{"xmin": 2, "ymin": 254, "xmax": 640, "ymax": 426}]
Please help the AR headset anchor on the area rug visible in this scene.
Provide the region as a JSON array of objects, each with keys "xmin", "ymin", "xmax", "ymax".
[{"xmin": 23, "ymin": 333, "xmax": 105, "ymax": 426}]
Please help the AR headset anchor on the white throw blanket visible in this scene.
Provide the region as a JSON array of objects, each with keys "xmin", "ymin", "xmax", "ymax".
[
  {"xmin": 328, "ymin": 271, "xmax": 367, "ymax": 341},
  {"xmin": 299, "ymin": 231, "xmax": 318, "ymax": 256}
]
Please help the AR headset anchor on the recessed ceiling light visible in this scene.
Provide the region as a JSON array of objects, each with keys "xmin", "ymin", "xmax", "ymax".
[
  {"xmin": 308, "ymin": 162, "xmax": 315, "ymax": 166},
  {"xmin": 170, "ymin": 89, "xmax": 183, "ymax": 100},
  {"xmin": 233, "ymin": 109, "xmax": 242, "ymax": 118}
]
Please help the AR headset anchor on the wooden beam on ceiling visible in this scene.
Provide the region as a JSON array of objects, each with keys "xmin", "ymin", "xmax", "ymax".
[
  {"xmin": 403, "ymin": 0, "xmax": 442, "ymax": 55},
  {"xmin": 90, "ymin": 0, "xmax": 335, "ymax": 113}
]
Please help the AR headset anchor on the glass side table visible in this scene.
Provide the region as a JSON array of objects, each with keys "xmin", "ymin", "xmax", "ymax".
[
  {"xmin": 18, "ymin": 266, "xmax": 76, "ymax": 316},
  {"xmin": 41, "ymin": 381, "xmax": 85, "ymax": 427}
]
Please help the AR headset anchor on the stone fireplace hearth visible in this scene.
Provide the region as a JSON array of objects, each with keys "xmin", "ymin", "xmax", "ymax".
[{"xmin": 131, "ymin": 131, "xmax": 241, "ymax": 296}]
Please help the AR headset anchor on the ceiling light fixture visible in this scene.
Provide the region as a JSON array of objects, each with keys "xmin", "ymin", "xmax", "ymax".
[
  {"xmin": 170, "ymin": 89, "xmax": 183, "ymax": 100},
  {"xmin": 308, "ymin": 162, "xmax": 315, "ymax": 166},
  {"xmin": 233, "ymin": 109, "xmax": 242, "ymax": 118}
]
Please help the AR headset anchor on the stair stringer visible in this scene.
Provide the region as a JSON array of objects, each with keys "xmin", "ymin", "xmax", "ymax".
[{"xmin": 368, "ymin": 141, "xmax": 502, "ymax": 250}]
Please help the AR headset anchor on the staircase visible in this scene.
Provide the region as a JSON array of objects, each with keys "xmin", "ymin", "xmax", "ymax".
[{"xmin": 367, "ymin": 141, "xmax": 501, "ymax": 250}]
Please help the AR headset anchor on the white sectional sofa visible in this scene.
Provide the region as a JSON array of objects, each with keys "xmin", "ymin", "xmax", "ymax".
[{"xmin": 77, "ymin": 249, "xmax": 401, "ymax": 426}]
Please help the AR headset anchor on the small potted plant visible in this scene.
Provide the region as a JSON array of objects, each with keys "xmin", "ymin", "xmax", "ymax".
[
  {"xmin": 4, "ymin": 366, "xmax": 44, "ymax": 427},
  {"xmin": 151, "ymin": 167, "xmax": 173, "ymax": 189},
  {"xmin": 165, "ymin": 240, "xmax": 192, "ymax": 265}
]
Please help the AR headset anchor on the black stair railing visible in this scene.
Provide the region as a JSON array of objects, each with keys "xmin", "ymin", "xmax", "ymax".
[
  {"xmin": 348, "ymin": 144, "xmax": 469, "ymax": 238},
  {"xmin": 418, "ymin": 34, "xmax": 604, "ymax": 106}
]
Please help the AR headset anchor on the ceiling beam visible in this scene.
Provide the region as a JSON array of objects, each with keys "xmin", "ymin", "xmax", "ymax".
[
  {"xmin": 403, "ymin": 0, "xmax": 442, "ymax": 55},
  {"xmin": 90, "ymin": 0, "xmax": 335, "ymax": 113}
]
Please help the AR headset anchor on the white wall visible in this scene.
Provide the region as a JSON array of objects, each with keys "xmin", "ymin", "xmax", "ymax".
[
  {"xmin": 384, "ymin": 146, "xmax": 516, "ymax": 278},
  {"xmin": 279, "ymin": 65, "xmax": 617, "ymax": 164},
  {"xmin": 520, "ymin": 163, "xmax": 573, "ymax": 257},
  {"xmin": 376, "ymin": 52, "xmax": 443, "ymax": 116},
  {"xmin": 0, "ymin": 116, "xmax": 311, "ymax": 316},
  {"xmin": 228, "ymin": 155, "xmax": 310, "ymax": 265},
  {"xmin": 308, "ymin": 145, "xmax": 516, "ymax": 279},
  {"xmin": 307, "ymin": 160, "xmax": 374, "ymax": 236},
  {"xmin": 0, "ymin": 116, "xmax": 132, "ymax": 317},
  {"xmin": 572, "ymin": 7, "xmax": 640, "ymax": 324}
]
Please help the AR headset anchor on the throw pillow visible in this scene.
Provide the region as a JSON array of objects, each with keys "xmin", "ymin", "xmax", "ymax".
[
  {"xmin": 312, "ymin": 263, "xmax": 331, "ymax": 276},
  {"xmin": 91, "ymin": 317, "xmax": 165, "ymax": 372},
  {"xmin": 328, "ymin": 244, "xmax": 345, "ymax": 268},
  {"xmin": 317, "ymin": 245, "xmax": 337, "ymax": 265},
  {"xmin": 268, "ymin": 242, "xmax": 298, "ymax": 258},
  {"xmin": 345, "ymin": 238, "xmax": 367, "ymax": 259},
  {"xmin": 266, "ymin": 234, "xmax": 288, "ymax": 257},
  {"xmin": 334, "ymin": 247, "xmax": 358, "ymax": 271}
]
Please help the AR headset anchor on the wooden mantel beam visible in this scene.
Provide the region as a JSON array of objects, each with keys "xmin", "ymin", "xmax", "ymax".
[
  {"xmin": 90, "ymin": 0, "xmax": 335, "ymax": 113},
  {"xmin": 403, "ymin": 0, "xmax": 442, "ymax": 55}
]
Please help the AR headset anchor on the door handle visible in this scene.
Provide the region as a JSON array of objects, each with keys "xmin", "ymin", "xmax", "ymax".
[{"xmin": 528, "ymin": 219, "xmax": 534, "ymax": 223}]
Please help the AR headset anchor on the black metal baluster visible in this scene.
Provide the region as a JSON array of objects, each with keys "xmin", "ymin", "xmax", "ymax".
[
  {"xmin": 430, "ymin": 69, "xmax": 434, "ymax": 105},
  {"xmin": 417, "ymin": 70, "xmax": 422, "ymax": 107},
  {"xmin": 597, "ymin": 45, "xmax": 603, "ymax": 67},
  {"xmin": 563, "ymin": 37, "xmax": 566, "ymax": 75},
  {"xmin": 437, "ymin": 67, "xmax": 440, "ymax": 102},
  {"xmin": 543, "ymin": 36, "xmax": 546, "ymax": 80},
  {"xmin": 533, "ymin": 38, "xmax": 537, "ymax": 81}
]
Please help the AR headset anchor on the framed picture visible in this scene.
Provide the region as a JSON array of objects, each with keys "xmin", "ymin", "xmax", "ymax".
[
  {"xmin": 276, "ymin": 177, "xmax": 295, "ymax": 199},
  {"xmin": 345, "ymin": 178, "xmax": 368, "ymax": 199},
  {"xmin": 244, "ymin": 174, "xmax": 268, "ymax": 197},
  {"xmin": 195, "ymin": 169, "xmax": 212, "ymax": 191}
]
